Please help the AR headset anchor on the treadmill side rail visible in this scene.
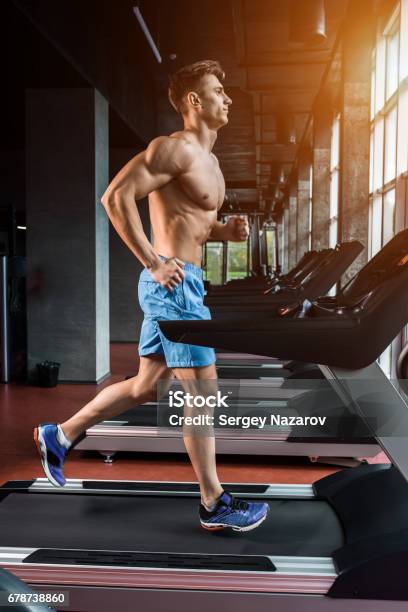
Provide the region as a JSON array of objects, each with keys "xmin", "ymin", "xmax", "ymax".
[
  {"xmin": 0, "ymin": 549, "xmax": 337, "ymax": 595},
  {"xmin": 313, "ymin": 463, "xmax": 408, "ymax": 600},
  {"xmin": 321, "ymin": 362, "xmax": 408, "ymax": 482},
  {"xmin": 0, "ymin": 479, "xmax": 314, "ymax": 498},
  {"xmin": 328, "ymin": 530, "xmax": 408, "ymax": 600}
]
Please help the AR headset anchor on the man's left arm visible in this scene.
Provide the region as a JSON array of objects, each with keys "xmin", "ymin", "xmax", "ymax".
[{"xmin": 208, "ymin": 216, "xmax": 249, "ymax": 242}]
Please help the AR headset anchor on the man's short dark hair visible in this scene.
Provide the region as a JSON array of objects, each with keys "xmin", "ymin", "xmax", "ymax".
[{"xmin": 168, "ymin": 60, "xmax": 225, "ymax": 114}]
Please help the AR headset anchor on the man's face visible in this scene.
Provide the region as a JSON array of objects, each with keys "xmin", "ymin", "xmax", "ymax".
[{"xmin": 192, "ymin": 74, "xmax": 232, "ymax": 128}]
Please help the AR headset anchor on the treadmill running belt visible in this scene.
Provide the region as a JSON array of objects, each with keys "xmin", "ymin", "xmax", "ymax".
[{"xmin": 0, "ymin": 493, "xmax": 343, "ymax": 557}]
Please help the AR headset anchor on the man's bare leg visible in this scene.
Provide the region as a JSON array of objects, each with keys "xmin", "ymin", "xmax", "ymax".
[
  {"xmin": 61, "ymin": 358, "xmax": 222, "ymax": 507},
  {"xmin": 172, "ymin": 363, "xmax": 223, "ymax": 508},
  {"xmin": 36, "ymin": 355, "xmax": 268, "ymax": 530},
  {"xmin": 61, "ymin": 356, "xmax": 171, "ymax": 443}
]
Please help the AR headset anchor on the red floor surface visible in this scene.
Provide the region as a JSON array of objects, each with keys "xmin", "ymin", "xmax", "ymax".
[{"xmin": 0, "ymin": 343, "xmax": 386, "ymax": 486}]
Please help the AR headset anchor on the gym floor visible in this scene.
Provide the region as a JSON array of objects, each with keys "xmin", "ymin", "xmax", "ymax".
[{"xmin": 0, "ymin": 343, "xmax": 388, "ymax": 488}]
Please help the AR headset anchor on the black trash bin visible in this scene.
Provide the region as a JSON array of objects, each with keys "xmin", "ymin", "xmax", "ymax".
[{"xmin": 36, "ymin": 361, "xmax": 60, "ymax": 387}]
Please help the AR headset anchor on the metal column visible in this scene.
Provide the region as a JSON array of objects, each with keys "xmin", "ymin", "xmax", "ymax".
[{"xmin": 0, "ymin": 256, "xmax": 10, "ymax": 383}]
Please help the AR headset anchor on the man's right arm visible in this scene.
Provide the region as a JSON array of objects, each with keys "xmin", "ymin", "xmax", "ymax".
[{"xmin": 101, "ymin": 136, "xmax": 193, "ymax": 287}]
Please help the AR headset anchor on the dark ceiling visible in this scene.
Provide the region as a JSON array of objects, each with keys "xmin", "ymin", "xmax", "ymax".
[
  {"xmin": 6, "ymin": 0, "xmax": 350, "ymax": 215},
  {"xmin": 154, "ymin": 0, "xmax": 350, "ymax": 213}
]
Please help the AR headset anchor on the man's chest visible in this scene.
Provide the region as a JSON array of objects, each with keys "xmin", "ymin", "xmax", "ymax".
[{"xmin": 178, "ymin": 158, "xmax": 225, "ymax": 210}]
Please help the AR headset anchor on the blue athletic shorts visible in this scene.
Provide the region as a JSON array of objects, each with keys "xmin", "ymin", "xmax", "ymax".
[{"xmin": 138, "ymin": 261, "xmax": 216, "ymax": 368}]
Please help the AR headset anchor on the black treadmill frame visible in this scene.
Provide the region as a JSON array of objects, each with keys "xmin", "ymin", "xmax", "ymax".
[{"xmin": 1, "ymin": 361, "xmax": 408, "ymax": 610}]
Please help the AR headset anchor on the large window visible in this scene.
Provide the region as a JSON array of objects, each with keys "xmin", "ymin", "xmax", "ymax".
[
  {"xmin": 308, "ymin": 165, "xmax": 313, "ymax": 250},
  {"xmin": 226, "ymin": 215, "xmax": 249, "ymax": 280},
  {"xmin": 400, "ymin": 0, "xmax": 408, "ymax": 350},
  {"xmin": 203, "ymin": 242, "xmax": 223, "ymax": 285},
  {"xmin": 265, "ymin": 226, "xmax": 277, "ymax": 271},
  {"xmin": 203, "ymin": 216, "xmax": 250, "ymax": 284},
  {"xmin": 280, "ymin": 213, "xmax": 286, "ymax": 272},
  {"xmin": 227, "ymin": 241, "xmax": 248, "ymax": 281},
  {"xmin": 329, "ymin": 113, "xmax": 341, "ymax": 248},
  {"xmin": 369, "ymin": 1, "xmax": 408, "ymax": 375},
  {"xmin": 369, "ymin": 9, "xmax": 399, "ymax": 261}
]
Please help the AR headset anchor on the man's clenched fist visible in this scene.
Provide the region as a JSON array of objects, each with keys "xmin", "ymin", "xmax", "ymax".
[{"xmin": 226, "ymin": 215, "xmax": 250, "ymax": 242}]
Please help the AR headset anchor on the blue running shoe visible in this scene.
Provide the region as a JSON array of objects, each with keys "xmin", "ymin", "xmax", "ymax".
[
  {"xmin": 199, "ymin": 491, "xmax": 269, "ymax": 532},
  {"xmin": 34, "ymin": 423, "xmax": 68, "ymax": 487}
]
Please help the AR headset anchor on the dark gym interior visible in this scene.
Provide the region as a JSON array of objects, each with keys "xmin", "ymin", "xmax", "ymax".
[{"xmin": 1, "ymin": 1, "xmax": 408, "ymax": 610}]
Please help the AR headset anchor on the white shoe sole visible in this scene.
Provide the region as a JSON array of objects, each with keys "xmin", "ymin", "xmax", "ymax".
[
  {"xmin": 34, "ymin": 427, "xmax": 64, "ymax": 488},
  {"xmin": 201, "ymin": 511, "xmax": 268, "ymax": 532}
]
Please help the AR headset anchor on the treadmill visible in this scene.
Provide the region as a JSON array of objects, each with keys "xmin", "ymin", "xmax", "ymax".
[
  {"xmin": 205, "ymin": 241, "xmax": 363, "ymax": 313},
  {"xmin": 1, "ymin": 231, "xmax": 408, "ymax": 611},
  {"xmin": 205, "ymin": 248, "xmax": 319, "ymax": 296},
  {"xmin": 75, "ymin": 240, "xmax": 374, "ymax": 460},
  {"xmin": 213, "ymin": 241, "xmax": 362, "ymax": 378},
  {"xmin": 0, "ymin": 568, "xmax": 54, "ymax": 612},
  {"xmin": 75, "ymin": 384, "xmax": 353, "ymax": 461}
]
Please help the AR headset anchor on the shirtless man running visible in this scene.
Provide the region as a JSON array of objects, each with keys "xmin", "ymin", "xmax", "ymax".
[{"xmin": 34, "ymin": 60, "xmax": 269, "ymax": 532}]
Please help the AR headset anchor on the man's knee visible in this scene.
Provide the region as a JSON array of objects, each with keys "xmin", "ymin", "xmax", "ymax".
[
  {"xmin": 174, "ymin": 363, "xmax": 217, "ymax": 381},
  {"xmin": 129, "ymin": 377, "xmax": 158, "ymax": 403},
  {"xmin": 129, "ymin": 356, "xmax": 169, "ymax": 403}
]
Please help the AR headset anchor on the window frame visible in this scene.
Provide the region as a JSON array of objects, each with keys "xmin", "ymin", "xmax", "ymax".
[
  {"xmin": 329, "ymin": 113, "xmax": 341, "ymax": 249},
  {"xmin": 369, "ymin": 4, "xmax": 401, "ymax": 376}
]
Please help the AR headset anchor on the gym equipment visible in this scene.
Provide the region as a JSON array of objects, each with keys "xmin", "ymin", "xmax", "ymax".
[
  {"xmin": 1, "ymin": 464, "xmax": 408, "ymax": 611},
  {"xmin": 0, "ymin": 255, "xmax": 26, "ymax": 383},
  {"xmin": 0, "ymin": 567, "xmax": 54, "ymax": 611},
  {"xmin": 75, "ymin": 239, "xmax": 375, "ymax": 461},
  {"xmin": 76, "ymin": 383, "xmax": 376, "ymax": 463},
  {"xmin": 2, "ymin": 231, "xmax": 408, "ymax": 611},
  {"xmin": 205, "ymin": 241, "xmax": 363, "ymax": 314},
  {"xmin": 160, "ymin": 230, "xmax": 408, "ymax": 372},
  {"xmin": 206, "ymin": 249, "xmax": 318, "ymax": 295},
  {"xmin": 0, "ymin": 255, "xmax": 9, "ymax": 382},
  {"xmin": 397, "ymin": 342, "xmax": 408, "ymax": 395}
]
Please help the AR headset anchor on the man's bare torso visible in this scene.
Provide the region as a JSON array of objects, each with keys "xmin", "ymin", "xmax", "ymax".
[{"xmin": 148, "ymin": 132, "xmax": 225, "ymax": 267}]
